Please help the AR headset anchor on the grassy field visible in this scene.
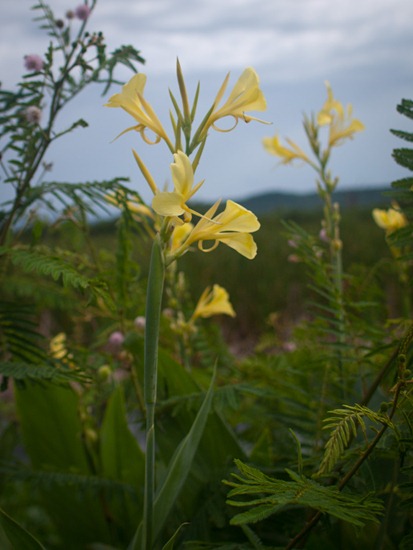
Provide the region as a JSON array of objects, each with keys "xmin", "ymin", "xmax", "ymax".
[{"xmin": 77, "ymin": 202, "xmax": 395, "ymax": 350}]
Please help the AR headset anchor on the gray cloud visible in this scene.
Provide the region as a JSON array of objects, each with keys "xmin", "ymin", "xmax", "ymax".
[{"xmin": 1, "ymin": 0, "xmax": 413, "ymax": 206}]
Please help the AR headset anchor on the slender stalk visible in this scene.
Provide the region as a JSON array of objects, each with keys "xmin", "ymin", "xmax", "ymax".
[{"xmin": 141, "ymin": 235, "xmax": 165, "ymax": 550}]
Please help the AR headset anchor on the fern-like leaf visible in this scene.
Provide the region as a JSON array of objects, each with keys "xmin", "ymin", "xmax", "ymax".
[
  {"xmin": 317, "ymin": 404, "xmax": 395, "ymax": 476},
  {"xmin": 0, "ymin": 246, "xmax": 115, "ymax": 309},
  {"xmin": 0, "ymin": 361, "xmax": 88, "ymax": 383},
  {"xmin": 224, "ymin": 459, "xmax": 383, "ymax": 528},
  {"xmin": 0, "ymin": 301, "xmax": 47, "ymax": 364}
]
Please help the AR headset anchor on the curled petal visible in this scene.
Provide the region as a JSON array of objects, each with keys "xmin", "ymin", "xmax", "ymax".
[{"xmin": 218, "ymin": 233, "xmax": 258, "ymax": 259}]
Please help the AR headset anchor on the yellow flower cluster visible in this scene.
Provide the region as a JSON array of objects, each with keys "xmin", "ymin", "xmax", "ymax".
[
  {"xmin": 105, "ymin": 63, "xmax": 265, "ymax": 263},
  {"xmin": 372, "ymin": 206, "xmax": 407, "ymax": 234},
  {"xmin": 262, "ymin": 81, "xmax": 364, "ymax": 165}
]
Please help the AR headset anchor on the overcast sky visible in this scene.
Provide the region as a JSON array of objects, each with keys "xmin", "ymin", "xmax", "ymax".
[{"xmin": 1, "ymin": 0, "xmax": 413, "ymax": 206}]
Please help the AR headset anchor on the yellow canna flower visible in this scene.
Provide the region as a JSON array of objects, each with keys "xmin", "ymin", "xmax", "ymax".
[
  {"xmin": 105, "ymin": 190, "xmax": 155, "ymax": 219},
  {"xmin": 170, "ymin": 222, "xmax": 194, "ymax": 253},
  {"xmin": 199, "ymin": 68, "xmax": 268, "ymax": 138},
  {"xmin": 372, "ymin": 207, "xmax": 407, "ymax": 234},
  {"xmin": 192, "ymin": 284, "xmax": 236, "ymax": 320},
  {"xmin": 317, "ymin": 81, "xmax": 364, "ymax": 147},
  {"xmin": 172, "ymin": 199, "xmax": 260, "ymax": 260},
  {"xmin": 262, "ymin": 134, "xmax": 310, "ymax": 165},
  {"xmin": 105, "ymin": 73, "xmax": 174, "ymax": 150},
  {"xmin": 152, "ymin": 151, "xmax": 204, "ymax": 219}
]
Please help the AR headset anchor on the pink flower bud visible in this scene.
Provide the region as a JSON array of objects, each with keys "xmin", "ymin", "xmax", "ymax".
[
  {"xmin": 75, "ymin": 4, "xmax": 91, "ymax": 20},
  {"xmin": 283, "ymin": 341, "xmax": 297, "ymax": 352},
  {"xmin": 24, "ymin": 54, "xmax": 44, "ymax": 72},
  {"xmin": 108, "ymin": 331, "xmax": 124, "ymax": 348},
  {"xmin": 319, "ymin": 228, "xmax": 329, "ymax": 242}
]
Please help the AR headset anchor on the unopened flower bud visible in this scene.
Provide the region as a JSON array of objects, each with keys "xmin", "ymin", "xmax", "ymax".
[
  {"xmin": 283, "ymin": 341, "xmax": 297, "ymax": 352},
  {"xmin": 319, "ymin": 228, "xmax": 329, "ymax": 242},
  {"xmin": 134, "ymin": 316, "xmax": 146, "ymax": 330},
  {"xmin": 24, "ymin": 106, "xmax": 42, "ymax": 124},
  {"xmin": 97, "ymin": 365, "xmax": 112, "ymax": 381},
  {"xmin": 332, "ymin": 238, "xmax": 342, "ymax": 251},
  {"xmin": 24, "ymin": 54, "xmax": 44, "ymax": 72},
  {"xmin": 55, "ymin": 19, "xmax": 64, "ymax": 29},
  {"xmin": 66, "ymin": 9, "xmax": 75, "ymax": 19}
]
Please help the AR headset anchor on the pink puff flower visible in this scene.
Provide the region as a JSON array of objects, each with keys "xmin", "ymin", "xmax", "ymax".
[
  {"xmin": 24, "ymin": 54, "xmax": 44, "ymax": 72},
  {"xmin": 108, "ymin": 331, "xmax": 124, "ymax": 349},
  {"xmin": 24, "ymin": 106, "xmax": 42, "ymax": 124},
  {"xmin": 74, "ymin": 4, "xmax": 91, "ymax": 21}
]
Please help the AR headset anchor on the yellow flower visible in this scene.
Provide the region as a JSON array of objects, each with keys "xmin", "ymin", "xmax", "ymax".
[
  {"xmin": 105, "ymin": 190, "xmax": 154, "ymax": 220},
  {"xmin": 105, "ymin": 73, "xmax": 173, "ymax": 150},
  {"xmin": 262, "ymin": 134, "xmax": 310, "ymax": 164},
  {"xmin": 192, "ymin": 285, "xmax": 236, "ymax": 320},
  {"xmin": 372, "ymin": 207, "xmax": 407, "ymax": 234},
  {"xmin": 170, "ymin": 222, "xmax": 194, "ymax": 253},
  {"xmin": 50, "ymin": 333, "xmax": 75, "ymax": 368},
  {"xmin": 50, "ymin": 332, "xmax": 67, "ymax": 360},
  {"xmin": 151, "ymin": 151, "xmax": 204, "ymax": 219},
  {"xmin": 172, "ymin": 199, "xmax": 260, "ymax": 260},
  {"xmin": 199, "ymin": 68, "xmax": 268, "ymax": 138},
  {"xmin": 317, "ymin": 81, "xmax": 364, "ymax": 147}
]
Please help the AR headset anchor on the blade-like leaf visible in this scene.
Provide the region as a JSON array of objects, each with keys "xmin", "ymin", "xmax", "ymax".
[{"xmin": 0, "ymin": 507, "xmax": 46, "ymax": 550}]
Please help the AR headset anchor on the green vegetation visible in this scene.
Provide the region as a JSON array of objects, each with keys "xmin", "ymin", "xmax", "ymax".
[{"xmin": 1, "ymin": 2, "xmax": 413, "ymax": 549}]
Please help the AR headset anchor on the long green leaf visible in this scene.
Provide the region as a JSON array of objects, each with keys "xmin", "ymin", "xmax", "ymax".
[
  {"xmin": 0, "ymin": 507, "xmax": 46, "ymax": 550},
  {"xmin": 153, "ymin": 369, "xmax": 215, "ymax": 541},
  {"xmin": 129, "ymin": 370, "xmax": 215, "ymax": 549},
  {"xmin": 100, "ymin": 385, "xmax": 145, "ymax": 535}
]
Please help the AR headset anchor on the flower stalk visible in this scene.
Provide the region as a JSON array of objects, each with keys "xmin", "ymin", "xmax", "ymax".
[
  {"xmin": 107, "ymin": 61, "xmax": 265, "ymax": 548},
  {"xmin": 263, "ymin": 82, "xmax": 364, "ymax": 383},
  {"xmin": 142, "ymin": 234, "xmax": 165, "ymax": 550}
]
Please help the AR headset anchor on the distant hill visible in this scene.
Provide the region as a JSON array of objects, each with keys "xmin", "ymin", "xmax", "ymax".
[{"xmin": 235, "ymin": 186, "xmax": 391, "ymax": 215}]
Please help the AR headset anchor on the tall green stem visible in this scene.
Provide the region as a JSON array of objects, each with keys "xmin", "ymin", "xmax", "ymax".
[{"xmin": 142, "ymin": 235, "xmax": 165, "ymax": 549}]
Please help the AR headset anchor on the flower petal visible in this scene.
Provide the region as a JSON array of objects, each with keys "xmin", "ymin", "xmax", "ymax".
[
  {"xmin": 170, "ymin": 151, "xmax": 194, "ymax": 197},
  {"xmin": 215, "ymin": 200, "xmax": 260, "ymax": 232},
  {"xmin": 218, "ymin": 233, "xmax": 258, "ymax": 259},
  {"xmin": 152, "ymin": 191, "xmax": 185, "ymax": 216},
  {"xmin": 193, "ymin": 284, "xmax": 236, "ymax": 319}
]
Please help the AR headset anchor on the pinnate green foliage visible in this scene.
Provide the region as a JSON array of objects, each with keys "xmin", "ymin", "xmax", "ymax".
[
  {"xmin": 317, "ymin": 404, "xmax": 395, "ymax": 476},
  {"xmin": 225, "ymin": 459, "xmax": 383, "ymax": 527},
  {"xmin": 1, "ymin": 245, "xmax": 114, "ymax": 308}
]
